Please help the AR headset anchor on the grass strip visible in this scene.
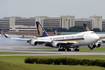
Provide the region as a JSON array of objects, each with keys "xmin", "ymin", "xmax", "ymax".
[
  {"xmin": 0, "ymin": 52, "xmax": 57, "ymax": 54},
  {"xmin": 0, "ymin": 55, "xmax": 105, "ymax": 64},
  {"xmin": 79, "ymin": 47, "xmax": 105, "ymax": 51},
  {"xmin": 0, "ymin": 61, "xmax": 105, "ymax": 70},
  {"xmin": 0, "ymin": 55, "xmax": 105, "ymax": 70}
]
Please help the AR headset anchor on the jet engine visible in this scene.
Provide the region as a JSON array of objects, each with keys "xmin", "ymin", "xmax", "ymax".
[
  {"xmin": 51, "ymin": 41, "xmax": 59, "ymax": 48},
  {"xmin": 30, "ymin": 39, "xmax": 37, "ymax": 46},
  {"xmin": 27, "ymin": 40, "xmax": 31, "ymax": 43},
  {"xmin": 27, "ymin": 37, "xmax": 37, "ymax": 44},
  {"xmin": 88, "ymin": 44, "xmax": 96, "ymax": 50},
  {"xmin": 88, "ymin": 42, "xmax": 101, "ymax": 50},
  {"xmin": 95, "ymin": 42, "xmax": 101, "ymax": 48}
]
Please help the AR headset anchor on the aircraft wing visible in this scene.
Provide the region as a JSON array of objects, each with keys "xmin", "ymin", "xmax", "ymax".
[
  {"xmin": 10, "ymin": 37, "xmax": 32, "ymax": 40},
  {"xmin": 0, "ymin": 29, "xmax": 37, "ymax": 41},
  {"xmin": 4, "ymin": 34, "xmax": 36, "ymax": 41},
  {"xmin": 101, "ymin": 39, "xmax": 105, "ymax": 42},
  {"xmin": 36, "ymin": 39, "xmax": 52, "ymax": 42}
]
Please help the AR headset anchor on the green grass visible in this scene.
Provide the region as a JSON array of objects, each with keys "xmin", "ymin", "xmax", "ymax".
[
  {"xmin": 18, "ymin": 64, "xmax": 105, "ymax": 70},
  {"xmin": 0, "ymin": 55, "xmax": 105, "ymax": 70},
  {"xmin": 0, "ymin": 52, "xmax": 57, "ymax": 54},
  {"xmin": 79, "ymin": 47, "xmax": 105, "ymax": 51},
  {"xmin": 0, "ymin": 61, "xmax": 28, "ymax": 70},
  {"xmin": 1, "ymin": 55, "xmax": 105, "ymax": 64},
  {"xmin": 0, "ymin": 61, "xmax": 105, "ymax": 70}
]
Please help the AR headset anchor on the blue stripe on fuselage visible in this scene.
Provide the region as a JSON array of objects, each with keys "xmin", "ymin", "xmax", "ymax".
[{"xmin": 53, "ymin": 38, "xmax": 84, "ymax": 41}]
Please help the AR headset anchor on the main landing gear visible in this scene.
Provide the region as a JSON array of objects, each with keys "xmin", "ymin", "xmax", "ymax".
[
  {"xmin": 57, "ymin": 46, "xmax": 79, "ymax": 51},
  {"xmin": 74, "ymin": 48, "xmax": 79, "ymax": 51},
  {"xmin": 58, "ymin": 48, "xmax": 79, "ymax": 51}
]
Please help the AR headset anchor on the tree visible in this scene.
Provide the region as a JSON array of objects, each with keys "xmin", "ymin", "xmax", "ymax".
[
  {"xmin": 44, "ymin": 28, "xmax": 52, "ymax": 32},
  {"xmin": 92, "ymin": 28, "xmax": 101, "ymax": 32},
  {"xmin": 68, "ymin": 26, "xmax": 84, "ymax": 32},
  {"xmin": 56, "ymin": 27, "xmax": 68, "ymax": 32}
]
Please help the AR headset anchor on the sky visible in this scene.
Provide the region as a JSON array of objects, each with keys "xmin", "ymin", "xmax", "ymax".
[{"xmin": 0, "ymin": 0, "xmax": 105, "ymax": 19}]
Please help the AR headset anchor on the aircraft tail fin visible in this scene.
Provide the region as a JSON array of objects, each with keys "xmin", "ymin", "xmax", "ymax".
[
  {"xmin": 36, "ymin": 21, "xmax": 48, "ymax": 37},
  {"xmin": 0, "ymin": 29, "xmax": 8, "ymax": 38},
  {"xmin": 52, "ymin": 28, "xmax": 59, "ymax": 35},
  {"xmin": 82, "ymin": 23, "xmax": 90, "ymax": 31}
]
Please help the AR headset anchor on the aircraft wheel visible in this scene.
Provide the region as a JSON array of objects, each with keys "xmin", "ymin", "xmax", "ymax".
[
  {"xmin": 58, "ymin": 49, "xmax": 61, "ymax": 51},
  {"xmin": 67, "ymin": 49, "xmax": 71, "ymax": 51},
  {"xmin": 62, "ymin": 49, "xmax": 65, "ymax": 51},
  {"xmin": 58, "ymin": 49, "xmax": 65, "ymax": 51},
  {"xmin": 90, "ymin": 48, "xmax": 93, "ymax": 50},
  {"xmin": 75, "ymin": 49, "xmax": 79, "ymax": 51},
  {"xmin": 60, "ymin": 49, "xmax": 65, "ymax": 51}
]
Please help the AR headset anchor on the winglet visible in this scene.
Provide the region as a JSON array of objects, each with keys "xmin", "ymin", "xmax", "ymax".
[
  {"xmin": 36, "ymin": 21, "xmax": 48, "ymax": 37},
  {"xmin": 52, "ymin": 28, "xmax": 59, "ymax": 35},
  {"xmin": 82, "ymin": 23, "xmax": 90, "ymax": 31}
]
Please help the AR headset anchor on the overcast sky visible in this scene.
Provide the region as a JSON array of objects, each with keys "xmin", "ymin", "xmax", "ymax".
[{"xmin": 0, "ymin": 0, "xmax": 105, "ymax": 19}]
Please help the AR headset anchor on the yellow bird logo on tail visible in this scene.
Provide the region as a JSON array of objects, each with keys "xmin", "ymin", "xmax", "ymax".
[{"xmin": 38, "ymin": 24, "xmax": 44, "ymax": 37}]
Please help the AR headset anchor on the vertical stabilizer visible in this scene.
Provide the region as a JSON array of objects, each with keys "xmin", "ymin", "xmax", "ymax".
[
  {"xmin": 0, "ymin": 29, "xmax": 8, "ymax": 38},
  {"xmin": 82, "ymin": 23, "xmax": 90, "ymax": 31},
  {"xmin": 52, "ymin": 28, "xmax": 59, "ymax": 35},
  {"xmin": 36, "ymin": 21, "xmax": 48, "ymax": 37}
]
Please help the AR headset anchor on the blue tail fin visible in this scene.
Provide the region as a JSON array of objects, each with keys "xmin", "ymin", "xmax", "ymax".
[
  {"xmin": 36, "ymin": 21, "xmax": 48, "ymax": 37},
  {"xmin": 82, "ymin": 23, "xmax": 90, "ymax": 31},
  {"xmin": 52, "ymin": 28, "xmax": 59, "ymax": 35},
  {"xmin": 0, "ymin": 29, "xmax": 5, "ymax": 35},
  {"xmin": 0, "ymin": 29, "xmax": 8, "ymax": 38}
]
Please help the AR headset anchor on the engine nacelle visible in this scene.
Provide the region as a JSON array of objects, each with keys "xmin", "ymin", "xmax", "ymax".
[
  {"xmin": 30, "ymin": 39, "xmax": 37, "ymax": 46},
  {"xmin": 51, "ymin": 41, "xmax": 59, "ymax": 48},
  {"xmin": 27, "ymin": 40, "xmax": 31, "ymax": 43},
  {"xmin": 88, "ymin": 44, "xmax": 96, "ymax": 50},
  {"xmin": 95, "ymin": 42, "xmax": 101, "ymax": 48},
  {"xmin": 88, "ymin": 42, "xmax": 101, "ymax": 50}
]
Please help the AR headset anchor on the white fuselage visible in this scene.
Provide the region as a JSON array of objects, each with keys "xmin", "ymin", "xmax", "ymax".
[{"xmin": 31, "ymin": 31, "xmax": 99, "ymax": 48}]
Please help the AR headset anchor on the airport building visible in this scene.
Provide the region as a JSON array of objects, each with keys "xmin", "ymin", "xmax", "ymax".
[
  {"xmin": 35, "ymin": 16, "xmax": 47, "ymax": 27},
  {"xmin": 75, "ymin": 18, "xmax": 92, "ymax": 29},
  {"xmin": 35, "ymin": 16, "xmax": 75, "ymax": 29},
  {"xmin": 102, "ymin": 20, "xmax": 105, "ymax": 30},
  {"xmin": 60, "ymin": 16, "xmax": 75, "ymax": 29},
  {"xmin": 89, "ymin": 16, "xmax": 102, "ymax": 30},
  {"xmin": 9, "ymin": 17, "xmax": 36, "ymax": 32},
  {"xmin": 44, "ymin": 17, "xmax": 60, "ymax": 28},
  {"xmin": 0, "ymin": 16, "xmax": 104, "ymax": 32},
  {"xmin": 0, "ymin": 18, "xmax": 9, "ymax": 32}
]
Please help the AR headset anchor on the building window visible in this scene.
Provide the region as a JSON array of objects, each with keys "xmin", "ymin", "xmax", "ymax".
[{"xmin": 68, "ymin": 19, "xmax": 70, "ymax": 28}]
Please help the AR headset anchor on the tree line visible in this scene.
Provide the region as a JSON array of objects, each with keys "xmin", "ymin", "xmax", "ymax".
[{"xmin": 44, "ymin": 26, "xmax": 102, "ymax": 32}]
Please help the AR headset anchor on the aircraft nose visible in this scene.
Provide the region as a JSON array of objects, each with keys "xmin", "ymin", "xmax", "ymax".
[{"xmin": 92, "ymin": 34, "xmax": 99, "ymax": 41}]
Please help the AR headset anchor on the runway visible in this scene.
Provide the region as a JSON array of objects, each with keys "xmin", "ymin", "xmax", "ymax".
[
  {"xmin": 0, "ymin": 35, "xmax": 105, "ymax": 56},
  {"xmin": 0, "ymin": 45, "xmax": 105, "ymax": 56}
]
